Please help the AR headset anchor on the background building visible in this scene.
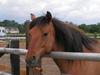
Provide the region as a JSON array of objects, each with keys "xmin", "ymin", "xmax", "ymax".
[{"xmin": 5, "ymin": 27, "xmax": 19, "ymax": 33}]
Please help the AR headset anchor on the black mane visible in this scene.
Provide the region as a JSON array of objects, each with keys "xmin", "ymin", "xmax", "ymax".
[{"xmin": 30, "ymin": 16, "xmax": 98, "ymax": 52}]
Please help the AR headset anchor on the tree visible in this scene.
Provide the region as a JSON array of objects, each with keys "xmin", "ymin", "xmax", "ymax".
[
  {"xmin": 86, "ymin": 25, "xmax": 91, "ymax": 33},
  {"xmin": 97, "ymin": 23, "xmax": 100, "ymax": 26},
  {"xmin": 97, "ymin": 23, "xmax": 100, "ymax": 33},
  {"xmin": 18, "ymin": 24, "xmax": 25, "ymax": 33},
  {"xmin": 77, "ymin": 24, "xmax": 88, "ymax": 32},
  {"xmin": 0, "ymin": 22, "xmax": 4, "ymax": 26},
  {"xmin": 2, "ymin": 20, "xmax": 19, "ymax": 26},
  {"xmin": 90, "ymin": 25, "xmax": 99, "ymax": 33},
  {"xmin": 1, "ymin": 19, "xmax": 25, "ymax": 33},
  {"xmin": 65, "ymin": 21, "xmax": 74, "ymax": 25}
]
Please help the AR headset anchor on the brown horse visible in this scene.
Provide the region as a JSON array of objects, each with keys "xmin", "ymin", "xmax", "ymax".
[{"xmin": 26, "ymin": 11, "xmax": 100, "ymax": 75}]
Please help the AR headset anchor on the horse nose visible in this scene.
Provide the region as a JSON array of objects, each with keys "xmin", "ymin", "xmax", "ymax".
[
  {"xmin": 30, "ymin": 56, "xmax": 36, "ymax": 64},
  {"xmin": 26, "ymin": 56, "xmax": 37, "ymax": 67}
]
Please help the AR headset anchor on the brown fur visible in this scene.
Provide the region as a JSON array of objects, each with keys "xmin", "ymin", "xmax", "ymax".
[{"xmin": 26, "ymin": 11, "xmax": 100, "ymax": 75}]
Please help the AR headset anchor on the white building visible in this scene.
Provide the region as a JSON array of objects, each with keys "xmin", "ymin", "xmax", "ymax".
[
  {"xmin": 0, "ymin": 27, "xmax": 6, "ymax": 37},
  {"xmin": 5, "ymin": 27, "xmax": 19, "ymax": 33}
]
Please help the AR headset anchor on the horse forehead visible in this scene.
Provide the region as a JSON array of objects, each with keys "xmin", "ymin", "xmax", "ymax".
[
  {"xmin": 29, "ymin": 26, "xmax": 40, "ymax": 33},
  {"xmin": 29, "ymin": 23, "xmax": 53, "ymax": 34},
  {"xmin": 42, "ymin": 25, "xmax": 51, "ymax": 30},
  {"xmin": 43, "ymin": 22, "xmax": 54, "ymax": 30}
]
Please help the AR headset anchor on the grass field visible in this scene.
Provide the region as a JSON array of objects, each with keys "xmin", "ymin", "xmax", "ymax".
[
  {"xmin": 1, "ymin": 32, "xmax": 100, "ymax": 44},
  {"xmin": 20, "ymin": 39, "xmax": 26, "ymax": 43},
  {"xmin": 86, "ymin": 33, "xmax": 100, "ymax": 37}
]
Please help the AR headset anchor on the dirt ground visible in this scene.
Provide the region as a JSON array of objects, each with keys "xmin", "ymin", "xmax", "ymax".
[{"xmin": 0, "ymin": 45, "xmax": 60, "ymax": 75}]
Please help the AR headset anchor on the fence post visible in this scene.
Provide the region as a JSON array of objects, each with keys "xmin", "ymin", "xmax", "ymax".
[
  {"xmin": 25, "ymin": 22, "xmax": 30, "ymax": 75},
  {"xmin": 10, "ymin": 40, "xmax": 20, "ymax": 75},
  {"xmin": 25, "ymin": 22, "xmax": 42, "ymax": 75},
  {"xmin": 94, "ymin": 32, "xmax": 97, "ymax": 39}
]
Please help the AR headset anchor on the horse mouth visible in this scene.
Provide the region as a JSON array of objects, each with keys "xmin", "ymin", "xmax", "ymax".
[
  {"xmin": 26, "ymin": 55, "xmax": 41, "ymax": 68},
  {"xmin": 26, "ymin": 60, "xmax": 38, "ymax": 68},
  {"xmin": 29, "ymin": 64, "xmax": 37, "ymax": 68}
]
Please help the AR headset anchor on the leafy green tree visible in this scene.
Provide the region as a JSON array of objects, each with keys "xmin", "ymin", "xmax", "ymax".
[
  {"xmin": 96, "ymin": 23, "xmax": 100, "ymax": 33},
  {"xmin": 65, "ymin": 21, "xmax": 74, "ymax": 25},
  {"xmin": 0, "ymin": 22, "xmax": 4, "ymax": 26},
  {"xmin": 18, "ymin": 24, "xmax": 25, "ymax": 33},
  {"xmin": 90, "ymin": 25, "xmax": 99, "ymax": 33},
  {"xmin": 2, "ymin": 20, "xmax": 19, "ymax": 26},
  {"xmin": 86, "ymin": 25, "xmax": 91, "ymax": 33},
  {"xmin": 1, "ymin": 20, "xmax": 25, "ymax": 33},
  {"xmin": 97, "ymin": 23, "xmax": 100, "ymax": 25},
  {"xmin": 77, "ymin": 24, "xmax": 88, "ymax": 32}
]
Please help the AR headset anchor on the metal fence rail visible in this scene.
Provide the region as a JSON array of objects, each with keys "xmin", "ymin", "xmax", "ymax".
[
  {"xmin": 0, "ymin": 47, "xmax": 27, "ymax": 55},
  {"xmin": 46, "ymin": 52, "xmax": 100, "ymax": 62},
  {"xmin": 0, "ymin": 37, "xmax": 25, "ymax": 40},
  {"xmin": 0, "ymin": 47, "xmax": 100, "ymax": 62}
]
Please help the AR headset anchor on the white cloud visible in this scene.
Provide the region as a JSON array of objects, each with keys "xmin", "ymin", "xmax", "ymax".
[
  {"xmin": 0, "ymin": 0, "xmax": 8, "ymax": 4},
  {"xmin": 0, "ymin": 0, "xmax": 100, "ymax": 24},
  {"xmin": 68, "ymin": 3, "xmax": 100, "ymax": 19}
]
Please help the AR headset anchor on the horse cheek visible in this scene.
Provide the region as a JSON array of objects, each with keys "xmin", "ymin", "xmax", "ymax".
[{"xmin": 45, "ymin": 36, "xmax": 55, "ymax": 53}]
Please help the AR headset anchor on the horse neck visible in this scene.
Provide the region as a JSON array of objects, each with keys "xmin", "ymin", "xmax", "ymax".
[
  {"xmin": 52, "ymin": 41, "xmax": 100, "ymax": 74},
  {"xmin": 82, "ymin": 42, "xmax": 100, "ymax": 53},
  {"xmin": 52, "ymin": 43, "xmax": 73, "ymax": 73},
  {"xmin": 52, "ymin": 44, "xmax": 82, "ymax": 74}
]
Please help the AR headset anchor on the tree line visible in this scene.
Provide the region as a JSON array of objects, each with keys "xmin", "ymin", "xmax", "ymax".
[
  {"xmin": 66, "ymin": 21, "xmax": 100, "ymax": 33},
  {"xmin": 0, "ymin": 19, "xmax": 100, "ymax": 33},
  {"xmin": 0, "ymin": 20, "xmax": 25, "ymax": 33},
  {"xmin": 77, "ymin": 23, "xmax": 100, "ymax": 33}
]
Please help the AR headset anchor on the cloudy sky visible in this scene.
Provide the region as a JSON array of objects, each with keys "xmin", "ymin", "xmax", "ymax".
[{"xmin": 0, "ymin": 0, "xmax": 100, "ymax": 25}]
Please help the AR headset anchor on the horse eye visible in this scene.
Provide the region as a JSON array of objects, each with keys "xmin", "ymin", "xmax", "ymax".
[{"xmin": 43, "ymin": 33, "xmax": 48, "ymax": 36}]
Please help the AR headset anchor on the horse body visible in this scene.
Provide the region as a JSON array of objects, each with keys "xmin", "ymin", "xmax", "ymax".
[
  {"xmin": 26, "ymin": 11, "xmax": 100, "ymax": 75},
  {"xmin": 53, "ymin": 43, "xmax": 100, "ymax": 75}
]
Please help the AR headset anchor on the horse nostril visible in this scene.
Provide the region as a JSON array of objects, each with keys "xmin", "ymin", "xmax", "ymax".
[
  {"xmin": 26, "ymin": 56, "xmax": 37, "ymax": 67},
  {"xmin": 31, "ymin": 56, "xmax": 36, "ymax": 64}
]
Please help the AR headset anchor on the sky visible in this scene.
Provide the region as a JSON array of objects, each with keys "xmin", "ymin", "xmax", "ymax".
[{"xmin": 0, "ymin": 0, "xmax": 100, "ymax": 25}]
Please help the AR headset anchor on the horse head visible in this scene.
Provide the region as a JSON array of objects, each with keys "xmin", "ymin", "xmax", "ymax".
[{"xmin": 26, "ymin": 11, "xmax": 56, "ymax": 67}]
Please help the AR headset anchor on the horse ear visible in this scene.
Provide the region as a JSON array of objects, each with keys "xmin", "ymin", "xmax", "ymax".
[
  {"xmin": 46, "ymin": 11, "xmax": 52, "ymax": 23},
  {"xmin": 30, "ymin": 13, "xmax": 36, "ymax": 20}
]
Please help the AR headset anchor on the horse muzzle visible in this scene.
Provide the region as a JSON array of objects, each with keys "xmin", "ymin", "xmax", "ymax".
[{"xmin": 26, "ymin": 56, "xmax": 39, "ymax": 68}]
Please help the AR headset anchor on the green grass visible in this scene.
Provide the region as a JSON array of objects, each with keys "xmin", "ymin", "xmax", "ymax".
[
  {"xmin": 86, "ymin": 33, "xmax": 100, "ymax": 37},
  {"xmin": 20, "ymin": 39, "xmax": 26, "ymax": 43},
  {"xmin": 2, "ymin": 39, "xmax": 26, "ymax": 43},
  {"xmin": 85, "ymin": 33, "xmax": 100, "ymax": 39}
]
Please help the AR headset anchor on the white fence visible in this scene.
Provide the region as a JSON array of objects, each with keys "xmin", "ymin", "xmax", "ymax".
[
  {"xmin": 0, "ymin": 37, "xmax": 25, "ymax": 40},
  {"xmin": 0, "ymin": 47, "xmax": 100, "ymax": 62}
]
